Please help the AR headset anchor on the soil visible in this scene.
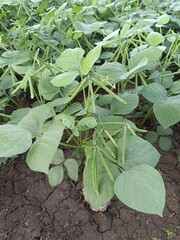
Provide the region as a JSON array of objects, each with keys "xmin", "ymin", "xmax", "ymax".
[{"xmin": 0, "ymin": 149, "xmax": 179, "ymax": 240}]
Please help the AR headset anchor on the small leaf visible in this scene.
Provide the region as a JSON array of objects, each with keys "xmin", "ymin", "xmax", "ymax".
[
  {"xmin": 147, "ymin": 32, "xmax": 164, "ymax": 46},
  {"xmin": 48, "ymin": 166, "xmax": 64, "ymax": 187},
  {"xmin": 159, "ymin": 137, "xmax": 172, "ymax": 151},
  {"xmin": 157, "ymin": 126, "xmax": 173, "ymax": 136},
  {"xmin": 51, "ymin": 71, "xmax": 79, "ymax": 87},
  {"xmin": 114, "ymin": 164, "xmax": 165, "ymax": 216},
  {"xmin": 81, "ymin": 46, "xmax": 102, "ymax": 75},
  {"xmin": 0, "ymin": 124, "xmax": 32, "ymax": 158},
  {"xmin": 64, "ymin": 158, "xmax": 78, "ymax": 182},
  {"xmin": 52, "ymin": 149, "xmax": 65, "ymax": 165},
  {"xmin": 77, "ymin": 117, "xmax": 97, "ymax": 130},
  {"xmin": 146, "ymin": 131, "xmax": 159, "ymax": 144}
]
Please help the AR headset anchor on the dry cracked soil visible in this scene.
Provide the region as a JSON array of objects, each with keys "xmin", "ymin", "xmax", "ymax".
[{"xmin": 0, "ymin": 149, "xmax": 179, "ymax": 240}]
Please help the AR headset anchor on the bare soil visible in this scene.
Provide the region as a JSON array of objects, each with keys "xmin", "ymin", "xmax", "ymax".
[{"xmin": 0, "ymin": 150, "xmax": 179, "ymax": 240}]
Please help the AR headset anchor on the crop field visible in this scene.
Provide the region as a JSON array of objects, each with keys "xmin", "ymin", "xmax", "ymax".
[{"xmin": 0, "ymin": 0, "xmax": 179, "ymax": 239}]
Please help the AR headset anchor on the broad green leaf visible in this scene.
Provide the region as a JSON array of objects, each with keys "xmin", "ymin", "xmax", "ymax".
[
  {"xmin": 114, "ymin": 164, "xmax": 165, "ymax": 216},
  {"xmin": 9, "ymin": 108, "xmax": 31, "ymax": 124},
  {"xmin": 0, "ymin": 124, "xmax": 32, "ymax": 158},
  {"xmin": 146, "ymin": 131, "xmax": 159, "ymax": 144},
  {"xmin": 98, "ymin": 94, "xmax": 113, "ymax": 106},
  {"xmin": 111, "ymin": 92, "xmax": 139, "ymax": 115},
  {"xmin": 26, "ymin": 120, "xmax": 64, "ymax": 174},
  {"xmin": 120, "ymin": 21, "xmax": 131, "ymax": 39},
  {"xmin": 156, "ymin": 14, "xmax": 170, "ymax": 26},
  {"xmin": 129, "ymin": 47, "xmax": 163, "ymax": 70},
  {"xmin": 81, "ymin": 46, "xmax": 102, "ymax": 75},
  {"xmin": 50, "ymin": 97, "xmax": 70, "ymax": 107},
  {"xmin": 38, "ymin": 77, "xmax": 59, "ymax": 100},
  {"xmin": 141, "ymin": 83, "xmax": 167, "ymax": 103},
  {"xmin": 120, "ymin": 57, "xmax": 148, "ymax": 80},
  {"xmin": 63, "ymin": 102, "xmax": 83, "ymax": 115},
  {"xmin": 51, "ymin": 71, "xmax": 79, "ymax": 87},
  {"xmin": 147, "ymin": 32, "xmax": 164, "ymax": 46},
  {"xmin": 98, "ymin": 116, "xmax": 124, "ymax": 136},
  {"xmin": 170, "ymin": 80, "xmax": 180, "ymax": 94},
  {"xmin": 48, "ymin": 166, "xmax": 64, "ymax": 187},
  {"xmin": 55, "ymin": 113, "xmax": 75, "ymax": 129},
  {"xmin": 51, "ymin": 149, "xmax": 65, "ymax": 165},
  {"xmin": 74, "ymin": 21, "xmax": 106, "ymax": 34},
  {"xmin": 159, "ymin": 137, "xmax": 172, "ymax": 151},
  {"xmin": 153, "ymin": 95, "xmax": 180, "ymax": 128},
  {"xmin": 56, "ymin": 48, "xmax": 84, "ymax": 71},
  {"xmin": 0, "ymin": 75, "xmax": 13, "ymax": 90},
  {"xmin": 83, "ymin": 147, "xmax": 119, "ymax": 209},
  {"xmin": 95, "ymin": 62, "xmax": 127, "ymax": 84},
  {"xmin": 77, "ymin": 117, "xmax": 97, "ymax": 130},
  {"xmin": 18, "ymin": 104, "xmax": 55, "ymax": 135},
  {"xmin": 118, "ymin": 135, "xmax": 160, "ymax": 168},
  {"xmin": 64, "ymin": 158, "xmax": 79, "ymax": 182},
  {"xmin": 0, "ymin": 50, "xmax": 31, "ymax": 68}
]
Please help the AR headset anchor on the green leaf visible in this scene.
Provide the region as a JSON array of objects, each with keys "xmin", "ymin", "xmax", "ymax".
[
  {"xmin": 153, "ymin": 95, "xmax": 180, "ymax": 128},
  {"xmin": 18, "ymin": 104, "xmax": 55, "ymax": 135},
  {"xmin": 51, "ymin": 149, "xmax": 65, "ymax": 165},
  {"xmin": 121, "ymin": 57, "xmax": 148, "ymax": 80},
  {"xmin": 48, "ymin": 166, "xmax": 64, "ymax": 187},
  {"xmin": 118, "ymin": 135, "xmax": 160, "ymax": 168},
  {"xmin": 111, "ymin": 92, "xmax": 139, "ymax": 115},
  {"xmin": 9, "ymin": 108, "xmax": 31, "ymax": 124},
  {"xmin": 26, "ymin": 120, "xmax": 64, "ymax": 174},
  {"xmin": 83, "ymin": 146, "xmax": 119, "ymax": 209},
  {"xmin": 38, "ymin": 77, "xmax": 59, "ymax": 100},
  {"xmin": 56, "ymin": 48, "xmax": 84, "ymax": 71},
  {"xmin": 147, "ymin": 32, "xmax": 164, "ymax": 46},
  {"xmin": 114, "ymin": 164, "xmax": 165, "ymax": 216},
  {"xmin": 64, "ymin": 158, "xmax": 78, "ymax": 182},
  {"xmin": 129, "ymin": 47, "xmax": 163, "ymax": 70},
  {"xmin": 77, "ymin": 117, "xmax": 97, "ymax": 130},
  {"xmin": 170, "ymin": 80, "xmax": 180, "ymax": 94},
  {"xmin": 141, "ymin": 83, "xmax": 167, "ymax": 103},
  {"xmin": 0, "ymin": 124, "xmax": 32, "ymax": 158},
  {"xmin": 74, "ymin": 21, "xmax": 106, "ymax": 34},
  {"xmin": 55, "ymin": 113, "xmax": 75, "ymax": 130},
  {"xmin": 51, "ymin": 71, "xmax": 79, "ymax": 87},
  {"xmin": 146, "ymin": 131, "xmax": 159, "ymax": 144},
  {"xmin": 95, "ymin": 62, "xmax": 127, "ymax": 84},
  {"xmin": 98, "ymin": 116, "xmax": 124, "ymax": 136},
  {"xmin": 156, "ymin": 14, "xmax": 170, "ymax": 26},
  {"xmin": 81, "ymin": 46, "xmax": 102, "ymax": 75},
  {"xmin": 63, "ymin": 102, "xmax": 83, "ymax": 115},
  {"xmin": 0, "ymin": 50, "xmax": 31, "ymax": 68},
  {"xmin": 159, "ymin": 137, "xmax": 172, "ymax": 151},
  {"xmin": 157, "ymin": 126, "xmax": 173, "ymax": 136}
]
